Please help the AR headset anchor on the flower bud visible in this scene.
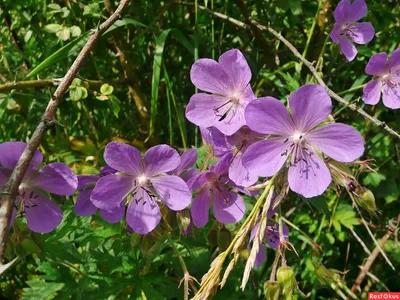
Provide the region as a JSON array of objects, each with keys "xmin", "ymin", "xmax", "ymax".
[
  {"xmin": 177, "ymin": 209, "xmax": 191, "ymax": 233},
  {"xmin": 263, "ymin": 281, "xmax": 280, "ymax": 300},
  {"xmin": 239, "ymin": 249, "xmax": 250, "ymax": 264},
  {"xmin": 207, "ymin": 228, "xmax": 218, "ymax": 247},
  {"xmin": 355, "ymin": 187, "xmax": 377, "ymax": 216},
  {"xmin": 217, "ymin": 227, "xmax": 232, "ymax": 251},
  {"xmin": 277, "ymin": 267, "xmax": 296, "ymax": 296}
]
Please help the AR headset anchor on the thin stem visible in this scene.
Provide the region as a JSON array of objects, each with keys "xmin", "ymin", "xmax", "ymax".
[{"xmin": 337, "ymin": 84, "xmax": 366, "ymax": 96}]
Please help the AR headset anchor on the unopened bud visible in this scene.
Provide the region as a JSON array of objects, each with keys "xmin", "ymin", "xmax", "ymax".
[
  {"xmin": 328, "ymin": 160, "xmax": 356, "ymax": 189},
  {"xmin": 355, "ymin": 187, "xmax": 377, "ymax": 216},
  {"xmin": 263, "ymin": 281, "xmax": 280, "ymax": 300},
  {"xmin": 277, "ymin": 267, "xmax": 296, "ymax": 295},
  {"xmin": 239, "ymin": 249, "xmax": 250, "ymax": 264},
  {"xmin": 207, "ymin": 228, "xmax": 218, "ymax": 247},
  {"xmin": 177, "ymin": 209, "xmax": 191, "ymax": 233},
  {"xmin": 217, "ymin": 227, "xmax": 232, "ymax": 251}
]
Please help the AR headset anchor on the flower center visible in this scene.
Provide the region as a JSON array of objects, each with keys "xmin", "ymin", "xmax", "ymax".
[
  {"xmin": 292, "ymin": 132, "xmax": 304, "ymax": 144},
  {"xmin": 137, "ymin": 175, "xmax": 148, "ymax": 185}
]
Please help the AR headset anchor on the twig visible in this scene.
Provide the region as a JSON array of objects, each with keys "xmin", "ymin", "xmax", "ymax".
[
  {"xmin": 349, "ymin": 227, "xmax": 371, "ymax": 255},
  {"xmin": 176, "ymin": 1, "xmax": 400, "ymax": 141},
  {"xmin": 0, "ymin": 0, "xmax": 131, "ymax": 263},
  {"xmin": 0, "ymin": 78, "xmax": 132, "ymax": 93},
  {"xmin": 350, "ymin": 214, "xmax": 400, "ymax": 294}
]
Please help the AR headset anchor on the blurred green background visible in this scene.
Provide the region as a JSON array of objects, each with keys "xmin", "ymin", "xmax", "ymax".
[{"xmin": 0, "ymin": 0, "xmax": 399, "ymax": 299}]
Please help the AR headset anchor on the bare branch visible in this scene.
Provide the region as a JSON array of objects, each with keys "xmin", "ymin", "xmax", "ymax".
[{"xmin": 0, "ymin": 0, "xmax": 132, "ymax": 263}]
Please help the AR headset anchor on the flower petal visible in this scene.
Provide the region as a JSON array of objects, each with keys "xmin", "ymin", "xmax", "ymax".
[
  {"xmin": 389, "ymin": 48, "xmax": 400, "ymax": 73},
  {"xmin": 186, "ymin": 94, "xmax": 225, "ymax": 129},
  {"xmin": 265, "ymin": 222, "xmax": 289, "ymax": 248},
  {"xmin": 213, "ymin": 188, "xmax": 245, "ymax": 224},
  {"xmin": 200, "ymin": 126, "xmax": 231, "ymax": 157},
  {"xmin": 77, "ymin": 174, "xmax": 100, "ymax": 190},
  {"xmin": 151, "ymin": 175, "xmax": 192, "ymax": 211},
  {"xmin": 174, "ymin": 149, "xmax": 198, "ymax": 175},
  {"xmin": 213, "ymin": 103, "xmax": 247, "ymax": 136},
  {"xmin": 25, "ymin": 192, "xmax": 63, "ymax": 233},
  {"xmin": 255, "ymin": 244, "xmax": 266, "ymax": 268},
  {"xmin": 0, "ymin": 167, "xmax": 9, "ymax": 188},
  {"xmin": 339, "ymin": 35, "xmax": 357, "ymax": 61},
  {"xmin": 245, "ymin": 96, "xmax": 294, "ymax": 136},
  {"xmin": 243, "ymin": 138, "xmax": 291, "ymax": 177},
  {"xmin": 347, "ymin": 0, "xmax": 368, "ymax": 24},
  {"xmin": 289, "ymin": 84, "xmax": 332, "ymax": 133},
  {"xmin": 187, "ymin": 171, "xmax": 210, "ymax": 191},
  {"xmin": 330, "ymin": 24, "xmax": 340, "ymax": 44},
  {"xmin": 100, "ymin": 166, "xmax": 117, "ymax": 176},
  {"xmin": 28, "ymin": 162, "xmax": 78, "ymax": 195},
  {"xmin": 307, "ymin": 123, "xmax": 364, "ymax": 162},
  {"xmin": 100, "ymin": 203, "xmax": 125, "ymax": 224},
  {"xmin": 288, "ymin": 150, "xmax": 331, "ymax": 198},
  {"xmin": 229, "ymin": 151, "xmax": 258, "ymax": 187},
  {"xmin": 218, "ymin": 49, "xmax": 252, "ymax": 92},
  {"xmin": 126, "ymin": 188, "xmax": 161, "ymax": 234},
  {"xmin": 144, "ymin": 145, "xmax": 181, "ymax": 177},
  {"xmin": 74, "ymin": 188, "xmax": 97, "ymax": 216},
  {"xmin": 382, "ymin": 84, "xmax": 400, "ymax": 109},
  {"xmin": 190, "ymin": 189, "xmax": 211, "ymax": 228},
  {"xmin": 365, "ymin": 52, "xmax": 388, "ymax": 76},
  {"xmin": 348, "ymin": 22, "xmax": 375, "ymax": 45},
  {"xmin": 104, "ymin": 142, "xmax": 143, "ymax": 176},
  {"xmin": 0, "ymin": 142, "xmax": 43, "ymax": 176},
  {"xmin": 209, "ymin": 152, "xmax": 233, "ymax": 175},
  {"xmin": 190, "ymin": 58, "xmax": 231, "ymax": 94},
  {"xmin": 91, "ymin": 175, "xmax": 134, "ymax": 210},
  {"xmin": 362, "ymin": 79, "xmax": 382, "ymax": 105},
  {"xmin": 333, "ymin": 0, "xmax": 351, "ymax": 24}
]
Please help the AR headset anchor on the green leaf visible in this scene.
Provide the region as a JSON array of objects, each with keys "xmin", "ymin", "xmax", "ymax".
[
  {"xmin": 363, "ymin": 172, "xmax": 386, "ymax": 187},
  {"xmin": 290, "ymin": 0, "xmax": 302, "ymax": 15},
  {"xmin": 47, "ymin": 3, "xmax": 61, "ymax": 10},
  {"xmin": 26, "ymin": 31, "xmax": 90, "ymax": 78},
  {"xmin": 147, "ymin": 29, "xmax": 172, "ymax": 141},
  {"xmin": 69, "ymin": 26, "xmax": 81, "ymax": 37},
  {"xmin": 100, "ymin": 83, "xmax": 114, "ymax": 95},
  {"xmin": 110, "ymin": 95, "xmax": 121, "ymax": 118},
  {"xmin": 105, "ymin": 18, "xmax": 147, "ymax": 35},
  {"xmin": 171, "ymin": 29, "xmax": 194, "ymax": 55},
  {"xmin": 69, "ymin": 87, "xmax": 83, "ymax": 101},
  {"xmin": 24, "ymin": 30, "xmax": 33, "ymax": 43},
  {"xmin": 56, "ymin": 28, "xmax": 71, "ymax": 41},
  {"xmin": 22, "ymin": 280, "xmax": 64, "ymax": 300},
  {"xmin": 44, "ymin": 24, "xmax": 63, "ymax": 33}
]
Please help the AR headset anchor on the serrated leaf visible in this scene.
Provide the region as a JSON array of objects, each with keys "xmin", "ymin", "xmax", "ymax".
[
  {"xmin": 56, "ymin": 28, "xmax": 71, "ymax": 41},
  {"xmin": 100, "ymin": 83, "xmax": 114, "ymax": 95},
  {"xmin": 22, "ymin": 280, "xmax": 64, "ymax": 300},
  {"xmin": 45, "ymin": 24, "xmax": 63, "ymax": 33}
]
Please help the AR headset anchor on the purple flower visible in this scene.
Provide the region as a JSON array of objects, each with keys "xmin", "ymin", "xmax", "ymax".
[
  {"xmin": 0, "ymin": 142, "xmax": 77, "ymax": 233},
  {"xmin": 330, "ymin": 0, "xmax": 374, "ymax": 61},
  {"xmin": 201, "ymin": 126, "xmax": 262, "ymax": 187},
  {"xmin": 243, "ymin": 84, "xmax": 364, "ymax": 198},
  {"xmin": 362, "ymin": 49, "xmax": 400, "ymax": 109},
  {"xmin": 169, "ymin": 148, "xmax": 198, "ymax": 184},
  {"xmin": 90, "ymin": 142, "xmax": 192, "ymax": 234},
  {"xmin": 249, "ymin": 222, "xmax": 289, "ymax": 268},
  {"xmin": 186, "ymin": 49, "xmax": 256, "ymax": 135},
  {"xmin": 226, "ymin": 127, "xmax": 263, "ymax": 187},
  {"xmin": 74, "ymin": 167, "xmax": 125, "ymax": 223},
  {"xmin": 189, "ymin": 153, "xmax": 246, "ymax": 228}
]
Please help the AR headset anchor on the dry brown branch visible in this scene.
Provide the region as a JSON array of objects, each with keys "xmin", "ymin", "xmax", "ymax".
[{"xmin": 0, "ymin": 0, "xmax": 132, "ymax": 262}]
